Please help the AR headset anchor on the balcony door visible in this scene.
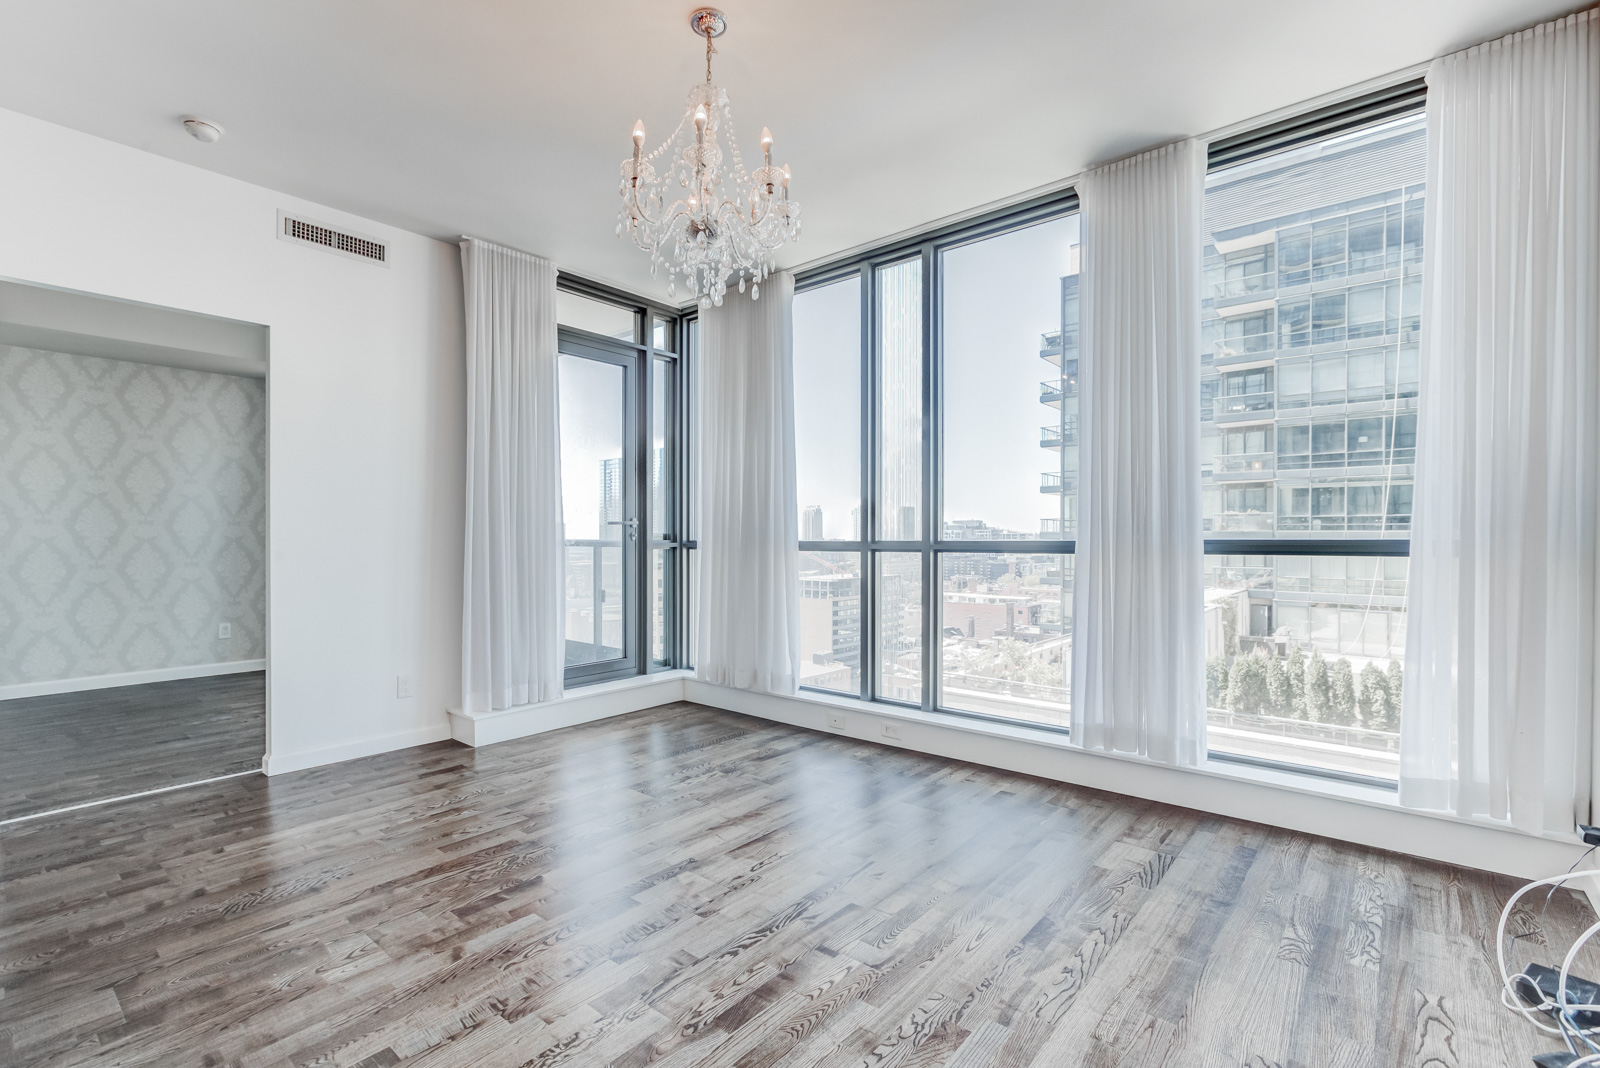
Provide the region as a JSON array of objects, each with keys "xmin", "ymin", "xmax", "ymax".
[{"xmin": 558, "ymin": 337, "xmax": 640, "ymax": 681}]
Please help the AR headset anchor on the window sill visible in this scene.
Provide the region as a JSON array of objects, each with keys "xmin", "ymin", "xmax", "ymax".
[{"xmin": 735, "ymin": 685, "xmax": 1586, "ymax": 857}]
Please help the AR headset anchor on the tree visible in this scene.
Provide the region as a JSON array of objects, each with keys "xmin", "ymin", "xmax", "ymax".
[
  {"xmin": 1264, "ymin": 655, "xmax": 1290, "ymax": 718},
  {"xmin": 1219, "ymin": 600, "xmax": 1239, "ymax": 657},
  {"xmin": 967, "ymin": 639, "xmax": 1063, "ymax": 690},
  {"xmin": 1227, "ymin": 653, "xmax": 1272, "ymax": 716},
  {"xmin": 1206, "ymin": 657, "xmax": 1230, "ymax": 710},
  {"xmin": 1284, "ymin": 651, "xmax": 1308, "ymax": 720},
  {"xmin": 1327, "ymin": 658, "xmax": 1358, "ymax": 726},
  {"xmin": 1306, "ymin": 649, "xmax": 1331, "ymax": 723},
  {"xmin": 1359, "ymin": 661, "xmax": 1394, "ymax": 731},
  {"xmin": 1387, "ymin": 659, "xmax": 1404, "ymax": 714}
]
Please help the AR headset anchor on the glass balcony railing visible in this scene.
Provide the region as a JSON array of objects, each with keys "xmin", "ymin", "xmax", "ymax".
[
  {"xmin": 1040, "ymin": 472, "xmax": 1077, "ymax": 494},
  {"xmin": 1211, "ymin": 513, "xmax": 1275, "ymax": 532},
  {"xmin": 1039, "ymin": 517, "xmax": 1077, "ymax": 537},
  {"xmin": 1214, "ymin": 391, "xmax": 1275, "ymax": 422},
  {"xmin": 1211, "ymin": 331, "xmax": 1276, "ymax": 361},
  {"xmin": 1038, "ymin": 329, "xmax": 1078, "ymax": 366},
  {"xmin": 1213, "ymin": 452, "xmax": 1275, "ymax": 478},
  {"xmin": 1039, "ymin": 423, "xmax": 1079, "ymax": 449},
  {"xmin": 1040, "ymin": 378, "xmax": 1079, "ymax": 407}
]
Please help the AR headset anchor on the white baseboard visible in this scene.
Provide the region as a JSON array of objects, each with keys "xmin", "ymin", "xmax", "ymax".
[
  {"xmin": 449, "ymin": 671, "xmax": 691, "ymax": 747},
  {"xmin": 263, "ymin": 721, "xmax": 453, "ymax": 776},
  {"xmin": 685, "ymin": 680, "xmax": 1591, "ymax": 884},
  {"xmin": 0, "ymin": 659, "xmax": 266, "ymax": 702}
]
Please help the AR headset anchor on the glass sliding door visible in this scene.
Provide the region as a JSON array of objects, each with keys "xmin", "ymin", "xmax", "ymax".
[
  {"xmin": 558, "ymin": 345, "xmax": 637, "ymax": 677},
  {"xmin": 554, "ymin": 279, "xmax": 687, "ymax": 685}
]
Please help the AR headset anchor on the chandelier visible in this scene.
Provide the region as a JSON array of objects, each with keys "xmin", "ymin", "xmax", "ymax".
[{"xmin": 617, "ymin": 7, "xmax": 801, "ymax": 308}]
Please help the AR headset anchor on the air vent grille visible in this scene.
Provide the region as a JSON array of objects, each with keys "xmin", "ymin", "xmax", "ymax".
[{"xmin": 277, "ymin": 211, "xmax": 389, "ymax": 266}]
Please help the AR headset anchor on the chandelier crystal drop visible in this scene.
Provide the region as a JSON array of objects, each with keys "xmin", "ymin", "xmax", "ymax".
[{"xmin": 618, "ymin": 8, "xmax": 800, "ymax": 308}]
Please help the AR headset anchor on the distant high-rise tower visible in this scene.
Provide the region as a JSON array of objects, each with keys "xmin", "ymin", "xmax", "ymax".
[
  {"xmin": 599, "ymin": 457, "xmax": 624, "ymax": 538},
  {"xmin": 897, "ymin": 505, "xmax": 918, "ymax": 541},
  {"xmin": 851, "ymin": 506, "xmax": 861, "ymax": 540},
  {"xmin": 800, "ymin": 505, "xmax": 824, "ymax": 541}
]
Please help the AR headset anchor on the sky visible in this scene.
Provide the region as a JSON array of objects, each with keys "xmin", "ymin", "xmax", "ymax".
[
  {"xmin": 557, "ymin": 353, "xmax": 624, "ymax": 541},
  {"xmin": 793, "ymin": 215, "xmax": 1079, "ymax": 539}
]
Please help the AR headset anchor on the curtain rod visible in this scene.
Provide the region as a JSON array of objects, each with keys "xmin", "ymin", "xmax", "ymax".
[{"xmin": 781, "ymin": 58, "xmax": 1432, "ymax": 280}]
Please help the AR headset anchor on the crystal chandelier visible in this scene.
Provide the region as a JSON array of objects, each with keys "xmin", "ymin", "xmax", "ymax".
[{"xmin": 618, "ymin": 8, "xmax": 801, "ymax": 308}]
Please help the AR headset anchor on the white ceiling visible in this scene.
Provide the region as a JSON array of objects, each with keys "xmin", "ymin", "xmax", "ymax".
[{"xmin": 0, "ymin": 1, "xmax": 1576, "ymax": 300}]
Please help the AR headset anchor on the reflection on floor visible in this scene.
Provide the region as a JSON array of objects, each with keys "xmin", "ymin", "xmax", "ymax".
[
  {"xmin": 0, "ymin": 671, "xmax": 264, "ymax": 820},
  {"xmin": 0, "ymin": 701, "xmax": 1585, "ymax": 1066}
]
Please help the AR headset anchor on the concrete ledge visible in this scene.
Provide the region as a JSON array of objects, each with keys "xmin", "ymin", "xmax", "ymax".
[
  {"xmin": 449, "ymin": 671, "xmax": 691, "ymax": 747},
  {"xmin": 0, "ymin": 659, "xmax": 266, "ymax": 702}
]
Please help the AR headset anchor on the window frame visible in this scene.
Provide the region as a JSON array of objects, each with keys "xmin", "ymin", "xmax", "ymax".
[{"xmin": 1203, "ymin": 88, "xmax": 1425, "ymax": 788}]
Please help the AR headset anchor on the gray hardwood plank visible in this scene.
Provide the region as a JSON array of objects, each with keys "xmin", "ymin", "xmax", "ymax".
[{"xmin": 0, "ymin": 701, "xmax": 1594, "ymax": 1068}]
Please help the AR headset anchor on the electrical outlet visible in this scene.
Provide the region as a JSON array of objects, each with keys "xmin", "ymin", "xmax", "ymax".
[
  {"xmin": 881, "ymin": 722, "xmax": 901, "ymax": 740},
  {"xmin": 217, "ymin": 623, "xmax": 231, "ymax": 640},
  {"xmin": 826, "ymin": 712, "xmax": 846, "ymax": 731},
  {"xmin": 396, "ymin": 674, "xmax": 414, "ymax": 699}
]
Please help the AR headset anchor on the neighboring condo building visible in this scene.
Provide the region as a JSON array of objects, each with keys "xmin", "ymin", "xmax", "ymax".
[{"xmin": 1199, "ymin": 116, "xmax": 1422, "ymax": 670}]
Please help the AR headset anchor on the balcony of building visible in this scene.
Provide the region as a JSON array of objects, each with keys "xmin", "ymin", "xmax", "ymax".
[
  {"xmin": 1039, "ymin": 420, "xmax": 1078, "ymax": 450},
  {"xmin": 1270, "ymin": 515, "xmax": 1413, "ymax": 534},
  {"xmin": 1038, "ymin": 328, "xmax": 1078, "ymax": 367},
  {"xmin": 1210, "ymin": 331, "xmax": 1277, "ymax": 368},
  {"xmin": 1040, "ymin": 472, "xmax": 1077, "ymax": 495},
  {"xmin": 1038, "ymin": 517, "xmax": 1077, "ymax": 537},
  {"xmin": 1213, "ymin": 390, "xmax": 1275, "ymax": 424},
  {"xmin": 1040, "ymin": 375, "xmax": 1079, "ymax": 407},
  {"xmin": 1210, "ymin": 512, "xmax": 1275, "ymax": 533},
  {"xmin": 1212, "ymin": 452, "xmax": 1275, "ymax": 481}
]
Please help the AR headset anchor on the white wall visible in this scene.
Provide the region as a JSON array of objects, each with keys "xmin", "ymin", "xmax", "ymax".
[{"xmin": 0, "ymin": 106, "xmax": 465, "ymax": 771}]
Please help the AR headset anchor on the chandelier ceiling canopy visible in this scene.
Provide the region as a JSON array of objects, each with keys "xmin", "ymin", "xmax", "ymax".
[{"xmin": 618, "ymin": 8, "xmax": 801, "ymax": 308}]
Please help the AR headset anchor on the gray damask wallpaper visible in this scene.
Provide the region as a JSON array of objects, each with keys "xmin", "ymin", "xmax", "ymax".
[{"xmin": 0, "ymin": 345, "xmax": 266, "ymax": 687}]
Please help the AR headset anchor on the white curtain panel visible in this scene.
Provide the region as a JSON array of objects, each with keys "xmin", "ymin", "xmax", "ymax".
[
  {"xmin": 1071, "ymin": 139, "xmax": 1208, "ymax": 766},
  {"xmin": 696, "ymin": 273, "xmax": 802, "ymax": 694},
  {"xmin": 460, "ymin": 239, "xmax": 566, "ymax": 712},
  {"xmin": 1401, "ymin": 10, "xmax": 1599, "ymax": 834}
]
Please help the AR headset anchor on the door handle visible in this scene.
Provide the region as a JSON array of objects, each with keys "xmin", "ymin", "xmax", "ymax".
[{"xmin": 606, "ymin": 518, "xmax": 640, "ymax": 540}]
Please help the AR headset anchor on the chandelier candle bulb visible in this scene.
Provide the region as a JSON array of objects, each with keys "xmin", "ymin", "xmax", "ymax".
[{"xmin": 616, "ymin": 7, "xmax": 801, "ymax": 306}]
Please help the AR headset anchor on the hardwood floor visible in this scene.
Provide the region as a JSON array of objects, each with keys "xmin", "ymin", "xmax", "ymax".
[
  {"xmin": 0, "ymin": 671, "xmax": 265, "ymax": 821},
  {"xmin": 0, "ymin": 701, "xmax": 1590, "ymax": 1067}
]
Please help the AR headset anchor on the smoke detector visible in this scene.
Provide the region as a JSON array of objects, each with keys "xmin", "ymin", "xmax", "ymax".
[{"xmin": 182, "ymin": 117, "xmax": 224, "ymax": 143}]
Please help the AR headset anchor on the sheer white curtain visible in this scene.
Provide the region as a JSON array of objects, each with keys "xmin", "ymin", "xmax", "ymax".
[
  {"xmin": 460, "ymin": 238, "xmax": 566, "ymax": 712},
  {"xmin": 1071, "ymin": 139, "xmax": 1207, "ymax": 766},
  {"xmin": 1401, "ymin": 10, "xmax": 1599, "ymax": 834},
  {"xmin": 696, "ymin": 273, "xmax": 802, "ymax": 694}
]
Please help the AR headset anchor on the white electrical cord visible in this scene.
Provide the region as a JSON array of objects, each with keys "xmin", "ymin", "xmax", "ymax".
[{"xmin": 1497, "ymin": 867, "xmax": 1600, "ymax": 1050}]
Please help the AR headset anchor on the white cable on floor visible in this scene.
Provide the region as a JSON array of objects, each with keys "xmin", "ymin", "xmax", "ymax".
[{"xmin": 1497, "ymin": 868, "xmax": 1600, "ymax": 1044}]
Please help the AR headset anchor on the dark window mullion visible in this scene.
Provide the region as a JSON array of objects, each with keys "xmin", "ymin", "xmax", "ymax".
[
  {"xmin": 1204, "ymin": 538, "xmax": 1409, "ymax": 557},
  {"xmin": 923, "ymin": 242, "xmax": 939, "ymax": 715},
  {"xmin": 861, "ymin": 266, "xmax": 877, "ymax": 702}
]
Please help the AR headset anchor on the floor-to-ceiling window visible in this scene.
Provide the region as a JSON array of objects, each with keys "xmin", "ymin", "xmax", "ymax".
[
  {"xmin": 556, "ymin": 282, "xmax": 687, "ymax": 684},
  {"xmin": 1200, "ymin": 84, "xmax": 1425, "ymax": 783},
  {"xmin": 791, "ymin": 85, "xmax": 1424, "ymax": 779},
  {"xmin": 794, "ymin": 198, "xmax": 1080, "ymax": 729}
]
